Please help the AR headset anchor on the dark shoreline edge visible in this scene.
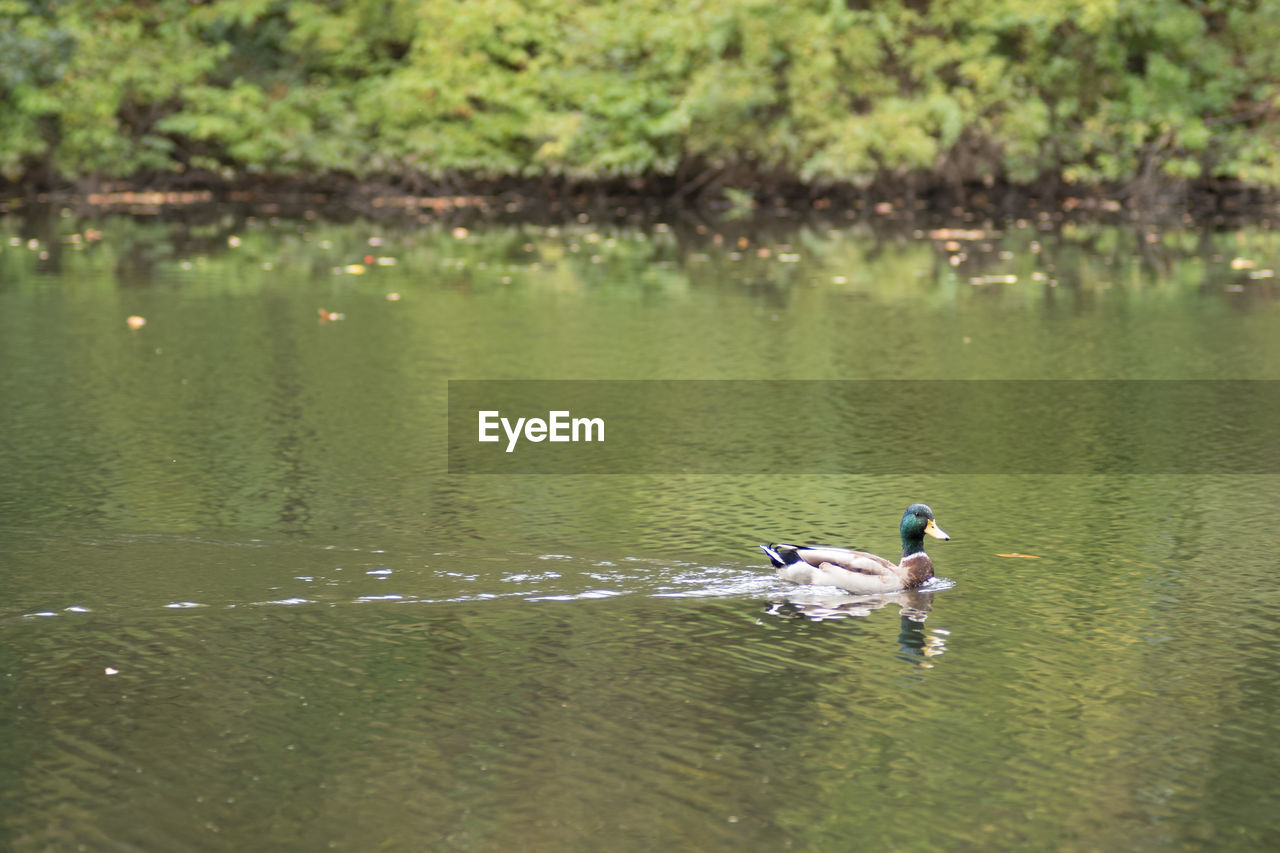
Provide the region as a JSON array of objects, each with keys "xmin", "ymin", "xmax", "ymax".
[{"xmin": 3, "ymin": 171, "xmax": 1279, "ymax": 225}]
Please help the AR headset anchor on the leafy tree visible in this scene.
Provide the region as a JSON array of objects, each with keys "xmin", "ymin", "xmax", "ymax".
[{"xmin": 2, "ymin": 0, "xmax": 1278, "ymax": 194}]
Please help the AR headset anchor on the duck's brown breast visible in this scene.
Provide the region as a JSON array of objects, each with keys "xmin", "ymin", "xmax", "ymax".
[{"xmin": 900, "ymin": 553, "xmax": 935, "ymax": 589}]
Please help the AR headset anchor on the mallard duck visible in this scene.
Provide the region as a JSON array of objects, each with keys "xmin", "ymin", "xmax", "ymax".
[{"xmin": 760, "ymin": 503, "xmax": 950, "ymax": 594}]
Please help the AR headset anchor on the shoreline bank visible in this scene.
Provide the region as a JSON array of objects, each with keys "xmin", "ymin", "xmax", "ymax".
[{"xmin": 3, "ymin": 172, "xmax": 1278, "ymax": 227}]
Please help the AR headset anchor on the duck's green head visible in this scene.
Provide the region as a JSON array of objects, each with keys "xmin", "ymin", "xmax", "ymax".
[{"xmin": 900, "ymin": 503, "xmax": 949, "ymax": 557}]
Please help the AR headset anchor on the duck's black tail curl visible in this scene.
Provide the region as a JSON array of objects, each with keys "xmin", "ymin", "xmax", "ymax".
[{"xmin": 759, "ymin": 543, "xmax": 802, "ymax": 568}]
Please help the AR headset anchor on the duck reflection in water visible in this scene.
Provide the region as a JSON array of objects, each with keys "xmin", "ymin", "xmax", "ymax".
[{"xmin": 765, "ymin": 587, "xmax": 948, "ymax": 661}]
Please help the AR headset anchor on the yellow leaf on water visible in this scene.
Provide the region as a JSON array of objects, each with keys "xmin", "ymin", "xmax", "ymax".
[
  {"xmin": 929, "ymin": 228, "xmax": 986, "ymax": 241},
  {"xmin": 996, "ymin": 553, "xmax": 1041, "ymax": 559}
]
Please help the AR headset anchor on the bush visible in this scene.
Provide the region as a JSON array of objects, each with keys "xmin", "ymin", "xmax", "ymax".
[{"xmin": 3, "ymin": 0, "xmax": 1278, "ymax": 193}]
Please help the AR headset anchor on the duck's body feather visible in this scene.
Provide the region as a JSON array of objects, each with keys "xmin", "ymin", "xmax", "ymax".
[
  {"xmin": 761, "ymin": 504, "xmax": 949, "ymax": 595},
  {"xmin": 763, "ymin": 543, "xmax": 934, "ymax": 594}
]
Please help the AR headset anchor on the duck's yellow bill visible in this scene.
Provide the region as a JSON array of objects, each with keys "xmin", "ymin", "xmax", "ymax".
[{"xmin": 925, "ymin": 519, "xmax": 950, "ymax": 540}]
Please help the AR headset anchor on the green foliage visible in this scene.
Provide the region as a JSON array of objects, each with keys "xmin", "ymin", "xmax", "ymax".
[{"xmin": 2, "ymin": 0, "xmax": 1279, "ymax": 190}]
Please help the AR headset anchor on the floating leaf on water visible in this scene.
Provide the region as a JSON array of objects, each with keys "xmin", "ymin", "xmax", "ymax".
[
  {"xmin": 126, "ymin": 315, "xmax": 146, "ymax": 330},
  {"xmin": 343, "ymin": 264, "xmax": 366, "ymax": 275},
  {"xmin": 105, "ymin": 667, "xmax": 118, "ymax": 675},
  {"xmin": 929, "ymin": 228, "xmax": 987, "ymax": 240},
  {"xmin": 385, "ymin": 292, "xmax": 401, "ymax": 301},
  {"xmin": 996, "ymin": 553, "xmax": 1041, "ymax": 558},
  {"xmin": 1231, "ymin": 257, "xmax": 1257, "ymax": 270},
  {"xmin": 317, "ymin": 309, "xmax": 345, "ymax": 323}
]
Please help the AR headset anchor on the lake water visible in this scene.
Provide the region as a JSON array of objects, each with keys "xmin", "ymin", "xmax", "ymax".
[{"xmin": 2, "ymin": 203, "xmax": 1279, "ymax": 850}]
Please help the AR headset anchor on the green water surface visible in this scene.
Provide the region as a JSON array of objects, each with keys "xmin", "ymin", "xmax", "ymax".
[{"xmin": 1, "ymin": 207, "xmax": 1278, "ymax": 851}]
